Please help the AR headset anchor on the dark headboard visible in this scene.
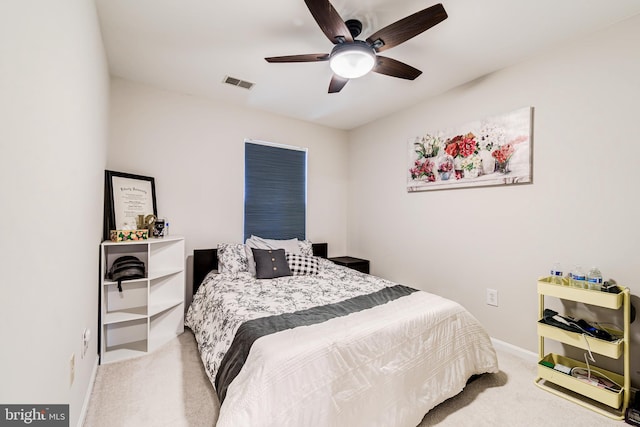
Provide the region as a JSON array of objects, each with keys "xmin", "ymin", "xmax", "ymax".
[{"xmin": 193, "ymin": 243, "xmax": 328, "ymax": 294}]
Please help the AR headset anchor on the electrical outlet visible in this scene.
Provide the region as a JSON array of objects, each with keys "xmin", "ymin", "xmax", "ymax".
[
  {"xmin": 81, "ymin": 328, "xmax": 91, "ymax": 359},
  {"xmin": 486, "ymin": 288, "xmax": 498, "ymax": 307},
  {"xmin": 69, "ymin": 353, "xmax": 75, "ymax": 387}
]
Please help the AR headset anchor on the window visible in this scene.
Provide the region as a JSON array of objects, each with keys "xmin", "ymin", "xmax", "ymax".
[{"xmin": 244, "ymin": 140, "xmax": 307, "ymax": 241}]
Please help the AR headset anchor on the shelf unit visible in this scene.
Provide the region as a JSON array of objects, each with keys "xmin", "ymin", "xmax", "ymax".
[
  {"xmin": 100, "ymin": 236, "xmax": 185, "ymax": 364},
  {"xmin": 534, "ymin": 276, "xmax": 630, "ymax": 419}
]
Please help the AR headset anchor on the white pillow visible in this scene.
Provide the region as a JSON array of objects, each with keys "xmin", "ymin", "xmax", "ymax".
[{"xmin": 245, "ymin": 236, "xmax": 301, "ymax": 277}]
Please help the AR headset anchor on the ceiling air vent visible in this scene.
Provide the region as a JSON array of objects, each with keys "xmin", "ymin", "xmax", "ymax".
[{"xmin": 223, "ymin": 76, "xmax": 254, "ymax": 90}]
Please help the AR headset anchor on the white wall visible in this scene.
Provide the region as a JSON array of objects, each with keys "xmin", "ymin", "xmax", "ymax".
[
  {"xmin": 348, "ymin": 15, "xmax": 640, "ymax": 386},
  {"xmin": 107, "ymin": 79, "xmax": 349, "ymax": 258},
  {"xmin": 0, "ymin": 0, "xmax": 109, "ymax": 425}
]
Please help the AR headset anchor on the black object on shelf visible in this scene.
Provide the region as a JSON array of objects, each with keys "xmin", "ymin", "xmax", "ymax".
[{"xmin": 540, "ymin": 309, "xmax": 615, "ymax": 341}]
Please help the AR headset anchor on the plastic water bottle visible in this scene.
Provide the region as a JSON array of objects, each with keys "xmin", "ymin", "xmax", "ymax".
[
  {"xmin": 550, "ymin": 262, "xmax": 563, "ymax": 285},
  {"xmin": 571, "ymin": 265, "xmax": 586, "ymax": 288},
  {"xmin": 587, "ymin": 267, "xmax": 602, "ymax": 290}
]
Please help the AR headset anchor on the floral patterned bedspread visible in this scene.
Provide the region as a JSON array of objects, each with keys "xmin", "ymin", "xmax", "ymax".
[{"xmin": 185, "ymin": 258, "xmax": 398, "ymax": 388}]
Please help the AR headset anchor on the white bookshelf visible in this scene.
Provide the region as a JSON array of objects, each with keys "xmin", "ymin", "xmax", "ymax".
[{"xmin": 100, "ymin": 236, "xmax": 185, "ymax": 364}]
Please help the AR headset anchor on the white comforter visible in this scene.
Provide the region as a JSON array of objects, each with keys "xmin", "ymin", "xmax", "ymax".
[{"xmin": 186, "ymin": 258, "xmax": 498, "ymax": 427}]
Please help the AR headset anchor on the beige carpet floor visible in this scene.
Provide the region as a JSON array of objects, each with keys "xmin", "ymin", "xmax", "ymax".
[{"xmin": 84, "ymin": 330, "xmax": 623, "ymax": 426}]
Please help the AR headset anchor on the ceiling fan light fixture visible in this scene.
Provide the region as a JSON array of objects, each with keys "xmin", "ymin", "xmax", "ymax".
[{"xmin": 329, "ymin": 42, "xmax": 376, "ymax": 79}]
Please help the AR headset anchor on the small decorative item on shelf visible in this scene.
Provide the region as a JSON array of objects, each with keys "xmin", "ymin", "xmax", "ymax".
[
  {"xmin": 153, "ymin": 218, "xmax": 166, "ymax": 238},
  {"xmin": 136, "ymin": 214, "xmax": 157, "ymax": 236},
  {"xmin": 109, "ymin": 229, "xmax": 149, "ymax": 242}
]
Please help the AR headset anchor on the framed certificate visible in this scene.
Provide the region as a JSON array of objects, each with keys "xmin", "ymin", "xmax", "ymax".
[{"xmin": 103, "ymin": 170, "xmax": 157, "ymax": 240}]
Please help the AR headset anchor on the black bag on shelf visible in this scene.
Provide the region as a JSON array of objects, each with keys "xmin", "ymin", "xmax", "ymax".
[{"xmin": 108, "ymin": 256, "xmax": 145, "ymax": 292}]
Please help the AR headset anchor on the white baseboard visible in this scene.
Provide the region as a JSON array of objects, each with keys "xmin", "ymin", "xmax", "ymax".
[
  {"xmin": 491, "ymin": 337, "xmax": 538, "ymax": 364},
  {"xmin": 77, "ymin": 355, "xmax": 99, "ymax": 427}
]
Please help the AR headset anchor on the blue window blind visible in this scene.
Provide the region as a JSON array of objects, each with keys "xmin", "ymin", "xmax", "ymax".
[{"xmin": 244, "ymin": 141, "xmax": 307, "ymax": 241}]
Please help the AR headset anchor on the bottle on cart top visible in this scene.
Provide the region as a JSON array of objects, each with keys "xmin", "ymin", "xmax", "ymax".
[
  {"xmin": 550, "ymin": 262, "xmax": 563, "ymax": 285},
  {"xmin": 587, "ymin": 267, "xmax": 603, "ymax": 290},
  {"xmin": 571, "ymin": 265, "xmax": 586, "ymax": 288}
]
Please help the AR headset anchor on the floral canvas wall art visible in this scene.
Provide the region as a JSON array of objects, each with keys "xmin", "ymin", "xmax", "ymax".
[{"xmin": 407, "ymin": 107, "xmax": 533, "ymax": 192}]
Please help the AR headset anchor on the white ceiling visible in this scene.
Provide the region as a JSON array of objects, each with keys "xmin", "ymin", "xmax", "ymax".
[{"xmin": 95, "ymin": 0, "xmax": 640, "ymax": 130}]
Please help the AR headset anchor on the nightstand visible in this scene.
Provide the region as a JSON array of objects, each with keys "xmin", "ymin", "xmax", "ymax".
[{"xmin": 329, "ymin": 256, "xmax": 370, "ymax": 274}]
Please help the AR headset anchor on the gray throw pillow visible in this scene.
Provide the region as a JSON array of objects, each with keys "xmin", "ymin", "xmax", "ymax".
[{"xmin": 251, "ymin": 248, "xmax": 291, "ymax": 279}]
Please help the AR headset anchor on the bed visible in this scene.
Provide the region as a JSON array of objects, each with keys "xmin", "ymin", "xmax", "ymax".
[{"xmin": 186, "ymin": 241, "xmax": 498, "ymax": 427}]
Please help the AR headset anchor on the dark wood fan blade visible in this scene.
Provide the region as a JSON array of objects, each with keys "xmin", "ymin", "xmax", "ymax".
[
  {"xmin": 366, "ymin": 3, "xmax": 447, "ymax": 52},
  {"xmin": 328, "ymin": 75, "xmax": 349, "ymax": 93},
  {"xmin": 265, "ymin": 53, "xmax": 330, "ymax": 63},
  {"xmin": 373, "ymin": 56, "xmax": 422, "ymax": 80},
  {"xmin": 304, "ymin": 0, "xmax": 353, "ymax": 44}
]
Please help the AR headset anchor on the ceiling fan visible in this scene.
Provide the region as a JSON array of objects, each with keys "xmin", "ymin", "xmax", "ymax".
[{"xmin": 265, "ymin": 0, "xmax": 448, "ymax": 93}]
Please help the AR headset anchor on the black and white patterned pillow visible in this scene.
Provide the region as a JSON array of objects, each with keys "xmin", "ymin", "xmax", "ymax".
[
  {"xmin": 298, "ymin": 240, "xmax": 314, "ymax": 257},
  {"xmin": 217, "ymin": 243, "xmax": 248, "ymax": 274},
  {"xmin": 286, "ymin": 253, "xmax": 319, "ymax": 276}
]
